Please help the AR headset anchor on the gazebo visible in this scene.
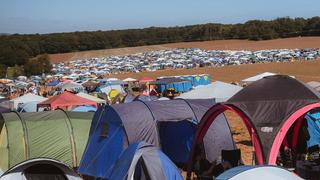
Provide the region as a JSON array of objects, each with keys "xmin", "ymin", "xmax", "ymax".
[{"xmin": 37, "ymin": 91, "xmax": 97, "ymax": 111}]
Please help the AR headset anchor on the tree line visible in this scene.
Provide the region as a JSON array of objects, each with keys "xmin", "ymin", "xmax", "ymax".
[{"xmin": 0, "ymin": 16, "xmax": 320, "ymax": 77}]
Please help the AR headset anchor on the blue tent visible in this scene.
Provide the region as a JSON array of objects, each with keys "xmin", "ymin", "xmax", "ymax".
[
  {"xmin": 178, "ymin": 74, "xmax": 211, "ymax": 87},
  {"xmin": 109, "ymin": 141, "xmax": 183, "ymax": 180},
  {"xmin": 72, "ymin": 105, "xmax": 97, "ymax": 112},
  {"xmin": 79, "ymin": 99, "xmax": 234, "ymax": 178},
  {"xmin": 47, "ymin": 80, "xmax": 59, "ymax": 87}
]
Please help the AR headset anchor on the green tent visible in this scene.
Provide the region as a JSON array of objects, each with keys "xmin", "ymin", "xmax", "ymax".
[{"xmin": 0, "ymin": 109, "xmax": 94, "ymax": 171}]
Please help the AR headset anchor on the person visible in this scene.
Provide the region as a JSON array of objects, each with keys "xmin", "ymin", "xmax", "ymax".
[{"xmin": 194, "ymin": 146, "xmax": 232, "ymax": 179}]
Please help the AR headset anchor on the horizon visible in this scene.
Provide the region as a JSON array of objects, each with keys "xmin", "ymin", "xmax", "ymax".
[{"xmin": 1, "ymin": 0, "xmax": 320, "ymax": 34}]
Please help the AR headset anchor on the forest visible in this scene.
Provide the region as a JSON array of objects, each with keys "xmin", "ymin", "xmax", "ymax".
[{"xmin": 0, "ymin": 16, "xmax": 319, "ymax": 76}]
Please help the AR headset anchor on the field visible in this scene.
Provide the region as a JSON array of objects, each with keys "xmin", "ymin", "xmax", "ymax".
[{"xmin": 49, "ymin": 37, "xmax": 320, "ymax": 63}]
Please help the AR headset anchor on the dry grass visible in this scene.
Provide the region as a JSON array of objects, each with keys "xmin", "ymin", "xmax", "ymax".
[{"xmin": 49, "ymin": 37, "xmax": 320, "ymax": 63}]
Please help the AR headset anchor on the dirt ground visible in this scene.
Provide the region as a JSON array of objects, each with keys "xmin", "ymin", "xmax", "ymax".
[
  {"xmin": 106, "ymin": 59, "xmax": 320, "ymax": 83},
  {"xmin": 49, "ymin": 37, "xmax": 320, "ymax": 63}
]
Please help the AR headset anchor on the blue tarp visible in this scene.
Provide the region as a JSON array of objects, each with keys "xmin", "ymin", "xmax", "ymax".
[
  {"xmin": 305, "ymin": 112, "xmax": 320, "ymax": 149},
  {"xmin": 47, "ymin": 80, "xmax": 59, "ymax": 86}
]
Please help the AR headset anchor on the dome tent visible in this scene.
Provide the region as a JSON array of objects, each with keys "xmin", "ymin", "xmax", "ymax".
[
  {"xmin": 109, "ymin": 141, "xmax": 183, "ymax": 180},
  {"xmin": 216, "ymin": 165, "xmax": 302, "ymax": 180},
  {"xmin": 0, "ymin": 158, "xmax": 81, "ymax": 180},
  {"xmin": 79, "ymin": 99, "xmax": 235, "ymax": 179},
  {"xmin": 0, "ymin": 110, "xmax": 94, "ymax": 171},
  {"xmin": 187, "ymin": 75, "xmax": 320, "ymax": 178}
]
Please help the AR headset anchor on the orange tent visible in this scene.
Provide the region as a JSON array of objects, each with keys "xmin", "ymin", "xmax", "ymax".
[{"xmin": 37, "ymin": 91, "xmax": 97, "ymax": 111}]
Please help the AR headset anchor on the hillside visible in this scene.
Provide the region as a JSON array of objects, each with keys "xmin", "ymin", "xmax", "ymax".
[{"xmin": 49, "ymin": 37, "xmax": 320, "ymax": 63}]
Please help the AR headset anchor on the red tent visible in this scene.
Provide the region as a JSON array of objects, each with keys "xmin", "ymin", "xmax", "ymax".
[
  {"xmin": 37, "ymin": 91, "xmax": 97, "ymax": 111},
  {"xmin": 139, "ymin": 77, "xmax": 154, "ymax": 83}
]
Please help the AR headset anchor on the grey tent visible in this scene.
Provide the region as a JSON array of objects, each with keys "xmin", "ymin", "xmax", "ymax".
[
  {"xmin": 109, "ymin": 141, "xmax": 183, "ymax": 180},
  {"xmin": 79, "ymin": 99, "xmax": 235, "ymax": 178},
  {"xmin": 187, "ymin": 75, "xmax": 320, "ymax": 178},
  {"xmin": 0, "ymin": 158, "xmax": 81, "ymax": 180}
]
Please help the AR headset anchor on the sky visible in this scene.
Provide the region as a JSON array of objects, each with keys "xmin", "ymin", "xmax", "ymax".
[{"xmin": 0, "ymin": 0, "xmax": 319, "ymax": 34}]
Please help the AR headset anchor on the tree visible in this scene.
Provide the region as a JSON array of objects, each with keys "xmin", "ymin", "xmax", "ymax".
[{"xmin": 24, "ymin": 54, "xmax": 52, "ymax": 76}]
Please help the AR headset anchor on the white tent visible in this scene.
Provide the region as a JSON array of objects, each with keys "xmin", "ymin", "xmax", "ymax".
[
  {"xmin": 123, "ymin": 77, "xmax": 137, "ymax": 82},
  {"xmin": 0, "ymin": 95, "xmax": 5, "ymax": 99},
  {"xmin": 9, "ymin": 93, "xmax": 47, "ymax": 110},
  {"xmin": 241, "ymin": 72, "xmax": 295, "ymax": 85},
  {"xmin": 216, "ymin": 166, "xmax": 303, "ymax": 180},
  {"xmin": 0, "ymin": 168, "xmax": 3, "ymax": 176},
  {"xmin": 241, "ymin": 72, "xmax": 277, "ymax": 84},
  {"xmin": 177, "ymin": 81, "xmax": 243, "ymax": 102},
  {"xmin": 57, "ymin": 82, "xmax": 84, "ymax": 91},
  {"xmin": 0, "ymin": 158, "xmax": 81, "ymax": 180},
  {"xmin": 76, "ymin": 92, "xmax": 106, "ymax": 104},
  {"xmin": 307, "ymin": 81, "xmax": 320, "ymax": 92}
]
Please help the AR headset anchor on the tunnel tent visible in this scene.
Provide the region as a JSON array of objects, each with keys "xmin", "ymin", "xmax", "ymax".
[
  {"xmin": 187, "ymin": 75, "xmax": 320, "ymax": 176},
  {"xmin": 0, "ymin": 110, "xmax": 94, "ymax": 171},
  {"xmin": 109, "ymin": 141, "xmax": 183, "ymax": 180},
  {"xmin": 216, "ymin": 165, "xmax": 303, "ymax": 180},
  {"xmin": 79, "ymin": 99, "xmax": 234, "ymax": 178},
  {"xmin": 0, "ymin": 158, "xmax": 81, "ymax": 180}
]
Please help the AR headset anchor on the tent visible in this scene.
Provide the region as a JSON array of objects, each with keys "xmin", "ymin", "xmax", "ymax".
[
  {"xmin": 216, "ymin": 165, "xmax": 303, "ymax": 180},
  {"xmin": 37, "ymin": 91, "xmax": 97, "ymax": 111},
  {"xmin": 17, "ymin": 101, "xmax": 41, "ymax": 112},
  {"xmin": 47, "ymin": 80, "xmax": 60, "ymax": 87},
  {"xmin": 304, "ymin": 112, "xmax": 320, "ymax": 149},
  {"xmin": 0, "ymin": 110, "xmax": 94, "ymax": 171},
  {"xmin": 81, "ymin": 81, "xmax": 99, "ymax": 92},
  {"xmin": 123, "ymin": 77, "xmax": 137, "ymax": 82},
  {"xmin": 155, "ymin": 78, "xmax": 192, "ymax": 93},
  {"xmin": 0, "ymin": 158, "xmax": 81, "ymax": 180},
  {"xmin": 241, "ymin": 72, "xmax": 277, "ymax": 84},
  {"xmin": 307, "ymin": 81, "xmax": 320, "ymax": 92},
  {"xmin": 9, "ymin": 93, "xmax": 47, "ymax": 110},
  {"xmin": 79, "ymin": 99, "xmax": 234, "ymax": 178},
  {"xmin": 72, "ymin": 105, "xmax": 97, "ymax": 112},
  {"xmin": 76, "ymin": 92, "xmax": 105, "ymax": 104},
  {"xmin": 57, "ymin": 82, "xmax": 84, "ymax": 92},
  {"xmin": 186, "ymin": 75, "xmax": 320, "ymax": 178},
  {"xmin": 177, "ymin": 81, "xmax": 243, "ymax": 102},
  {"xmin": 0, "ymin": 99, "xmax": 10, "ymax": 113},
  {"xmin": 139, "ymin": 77, "xmax": 154, "ymax": 83},
  {"xmin": 109, "ymin": 141, "xmax": 183, "ymax": 180}
]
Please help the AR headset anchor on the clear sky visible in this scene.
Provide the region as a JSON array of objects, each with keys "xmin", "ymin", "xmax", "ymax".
[{"xmin": 0, "ymin": 0, "xmax": 319, "ymax": 34}]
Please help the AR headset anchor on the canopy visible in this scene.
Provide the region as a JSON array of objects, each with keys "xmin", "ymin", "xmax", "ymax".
[
  {"xmin": 139, "ymin": 77, "xmax": 154, "ymax": 83},
  {"xmin": 109, "ymin": 142, "xmax": 183, "ymax": 180},
  {"xmin": 10, "ymin": 93, "xmax": 47, "ymax": 110},
  {"xmin": 187, "ymin": 75, "xmax": 320, "ymax": 176},
  {"xmin": 0, "ymin": 158, "xmax": 81, "ymax": 180},
  {"xmin": 307, "ymin": 81, "xmax": 320, "ymax": 92},
  {"xmin": 216, "ymin": 166, "xmax": 303, "ymax": 180},
  {"xmin": 177, "ymin": 81, "xmax": 243, "ymax": 102},
  {"xmin": 37, "ymin": 91, "xmax": 97, "ymax": 111},
  {"xmin": 76, "ymin": 92, "xmax": 105, "ymax": 104},
  {"xmin": 0, "ymin": 110, "xmax": 94, "ymax": 171},
  {"xmin": 79, "ymin": 99, "xmax": 234, "ymax": 178}
]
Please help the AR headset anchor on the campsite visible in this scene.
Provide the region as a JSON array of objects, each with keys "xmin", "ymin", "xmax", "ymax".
[{"xmin": 2, "ymin": 0, "xmax": 320, "ymax": 179}]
